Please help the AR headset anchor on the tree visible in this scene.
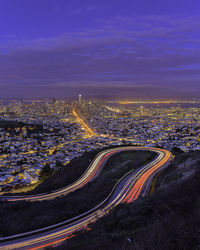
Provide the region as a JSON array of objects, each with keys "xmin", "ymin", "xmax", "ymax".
[{"xmin": 40, "ymin": 164, "xmax": 53, "ymax": 179}]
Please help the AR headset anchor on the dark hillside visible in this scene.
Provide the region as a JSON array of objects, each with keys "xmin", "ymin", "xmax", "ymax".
[{"xmin": 52, "ymin": 150, "xmax": 200, "ymax": 250}]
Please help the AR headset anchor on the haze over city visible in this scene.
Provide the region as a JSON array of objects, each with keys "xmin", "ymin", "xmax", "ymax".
[{"xmin": 0, "ymin": 0, "xmax": 200, "ymax": 98}]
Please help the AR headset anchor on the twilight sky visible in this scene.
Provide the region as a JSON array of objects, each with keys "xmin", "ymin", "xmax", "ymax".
[{"xmin": 0, "ymin": 0, "xmax": 200, "ymax": 99}]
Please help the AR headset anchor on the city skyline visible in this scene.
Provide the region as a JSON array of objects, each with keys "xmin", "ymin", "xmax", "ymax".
[{"xmin": 0, "ymin": 0, "xmax": 200, "ymax": 98}]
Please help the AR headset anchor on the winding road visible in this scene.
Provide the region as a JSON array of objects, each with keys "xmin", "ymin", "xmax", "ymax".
[{"xmin": 0, "ymin": 146, "xmax": 173, "ymax": 250}]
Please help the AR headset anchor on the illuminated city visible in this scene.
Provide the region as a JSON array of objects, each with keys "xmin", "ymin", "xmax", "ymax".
[
  {"xmin": 0, "ymin": 98, "xmax": 199, "ymax": 193},
  {"xmin": 0, "ymin": 0, "xmax": 200, "ymax": 249}
]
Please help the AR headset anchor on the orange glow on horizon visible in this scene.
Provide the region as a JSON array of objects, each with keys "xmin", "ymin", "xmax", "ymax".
[{"xmin": 118, "ymin": 100, "xmax": 199, "ymax": 105}]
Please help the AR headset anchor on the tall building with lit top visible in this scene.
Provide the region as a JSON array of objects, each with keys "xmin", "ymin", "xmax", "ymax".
[{"xmin": 79, "ymin": 94, "xmax": 82, "ymax": 103}]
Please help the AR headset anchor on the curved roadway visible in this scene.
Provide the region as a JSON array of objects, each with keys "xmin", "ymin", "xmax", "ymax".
[{"xmin": 0, "ymin": 146, "xmax": 173, "ymax": 249}]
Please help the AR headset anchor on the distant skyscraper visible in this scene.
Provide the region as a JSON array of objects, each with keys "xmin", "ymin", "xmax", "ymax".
[
  {"xmin": 79, "ymin": 94, "xmax": 82, "ymax": 103},
  {"xmin": 52, "ymin": 98, "xmax": 56, "ymax": 104}
]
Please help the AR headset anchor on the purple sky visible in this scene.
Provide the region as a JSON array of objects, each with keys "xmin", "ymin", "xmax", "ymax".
[{"xmin": 0, "ymin": 0, "xmax": 200, "ymax": 99}]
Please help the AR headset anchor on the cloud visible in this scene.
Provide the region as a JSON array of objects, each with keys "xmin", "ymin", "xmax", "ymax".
[
  {"xmin": 71, "ymin": 9, "xmax": 83, "ymax": 14},
  {"xmin": 71, "ymin": 4, "xmax": 96, "ymax": 15},
  {"xmin": 2, "ymin": 34, "xmax": 16, "ymax": 39},
  {"xmin": 0, "ymin": 14, "xmax": 200, "ymax": 96}
]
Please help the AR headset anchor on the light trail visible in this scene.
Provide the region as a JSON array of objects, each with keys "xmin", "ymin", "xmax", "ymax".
[
  {"xmin": 0, "ymin": 148, "xmax": 159, "ymax": 202},
  {"xmin": 106, "ymin": 105, "xmax": 121, "ymax": 113},
  {"xmin": 72, "ymin": 109, "xmax": 95, "ymax": 137},
  {"xmin": 0, "ymin": 146, "xmax": 173, "ymax": 249}
]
